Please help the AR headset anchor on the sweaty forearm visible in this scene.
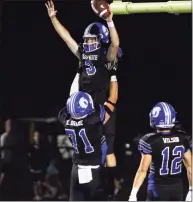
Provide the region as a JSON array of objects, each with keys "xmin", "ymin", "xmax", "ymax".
[
  {"xmin": 106, "ymin": 21, "xmax": 119, "ymax": 62},
  {"xmin": 183, "ymin": 151, "xmax": 192, "ymax": 187},
  {"xmin": 50, "ymin": 16, "xmax": 79, "ymax": 58},
  {"xmin": 51, "ymin": 16, "xmax": 71, "ymax": 42},
  {"xmin": 108, "ymin": 81, "xmax": 118, "ymax": 104},
  {"xmin": 132, "ymin": 170, "xmax": 147, "ymax": 189},
  {"xmin": 129, "ymin": 170, "xmax": 147, "ymax": 200},
  {"xmin": 107, "ymin": 21, "xmax": 119, "ymax": 48},
  {"xmin": 187, "ymin": 166, "xmax": 192, "ymax": 186}
]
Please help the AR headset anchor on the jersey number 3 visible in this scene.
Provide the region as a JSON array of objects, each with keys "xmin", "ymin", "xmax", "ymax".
[
  {"xmin": 85, "ymin": 60, "xmax": 96, "ymax": 76},
  {"xmin": 65, "ymin": 128, "xmax": 94, "ymax": 154},
  {"xmin": 160, "ymin": 145, "xmax": 185, "ymax": 175}
]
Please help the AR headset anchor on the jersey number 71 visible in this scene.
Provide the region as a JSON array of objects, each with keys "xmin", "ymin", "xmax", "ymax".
[{"xmin": 65, "ymin": 128, "xmax": 94, "ymax": 154}]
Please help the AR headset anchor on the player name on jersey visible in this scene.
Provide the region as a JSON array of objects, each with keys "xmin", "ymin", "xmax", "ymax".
[
  {"xmin": 66, "ymin": 120, "xmax": 83, "ymax": 127},
  {"xmin": 163, "ymin": 137, "xmax": 180, "ymax": 143},
  {"xmin": 82, "ymin": 54, "xmax": 98, "ymax": 60}
]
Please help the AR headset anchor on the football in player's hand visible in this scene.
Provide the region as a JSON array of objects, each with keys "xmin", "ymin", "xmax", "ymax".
[{"xmin": 91, "ymin": 0, "xmax": 111, "ymax": 19}]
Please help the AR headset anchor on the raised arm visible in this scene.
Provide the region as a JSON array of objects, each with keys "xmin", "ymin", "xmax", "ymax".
[
  {"xmin": 105, "ymin": 9, "xmax": 120, "ymax": 62},
  {"xmin": 102, "ymin": 57, "xmax": 119, "ymax": 124},
  {"xmin": 45, "ymin": 0, "xmax": 80, "ymax": 59}
]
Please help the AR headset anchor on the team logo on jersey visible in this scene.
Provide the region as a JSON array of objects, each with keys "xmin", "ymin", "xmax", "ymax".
[{"xmin": 82, "ymin": 54, "xmax": 98, "ymax": 60}]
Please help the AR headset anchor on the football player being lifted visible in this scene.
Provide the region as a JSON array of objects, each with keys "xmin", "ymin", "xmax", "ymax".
[{"xmin": 45, "ymin": 0, "xmax": 120, "ymax": 197}]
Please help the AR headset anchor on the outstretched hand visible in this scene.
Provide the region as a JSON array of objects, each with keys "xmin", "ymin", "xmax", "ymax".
[{"xmin": 45, "ymin": 0, "xmax": 57, "ymax": 18}]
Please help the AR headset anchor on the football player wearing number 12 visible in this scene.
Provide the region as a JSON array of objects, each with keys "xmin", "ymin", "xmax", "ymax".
[{"xmin": 129, "ymin": 102, "xmax": 192, "ymax": 201}]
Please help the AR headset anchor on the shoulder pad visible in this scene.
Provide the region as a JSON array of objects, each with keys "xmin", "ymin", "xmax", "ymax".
[
  {"xmin": 138, "ymin": 133, "xmax": 156, "ymax": 154},
  {"xmin": 142, "ymin": 132, "xmax": 157, "ymax": 142},
  {"xmin": 174, "ymin": 130, "xmax": 191, "ymax": 140},
  {"xmin": 183, "ymin": 134, "xmax": 192, "ymax": 152},
  {"xmin": 175, "ymin": 129, "xmax": 187, "ymax": 134}
]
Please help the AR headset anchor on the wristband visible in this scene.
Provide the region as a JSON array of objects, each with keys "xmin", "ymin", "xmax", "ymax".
[
  {"xmin": 189, "ymin": 186, "xmax": 192, "ymax": 191},
  {"xmin": 107, "ymin": 21, "xmax": 114, "ymax": 28},
  {"xmin": 110, "ymin": 75, "xmax": 117, "ymax": 82}
]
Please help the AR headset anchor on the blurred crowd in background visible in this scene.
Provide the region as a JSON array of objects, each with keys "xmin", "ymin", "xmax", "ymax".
[{"xmin": 0, "ymin": 119, "xmax": 73, "ymax": 201}]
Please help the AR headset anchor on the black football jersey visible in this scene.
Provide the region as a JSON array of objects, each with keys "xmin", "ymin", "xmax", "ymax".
[
  {"xmin": 64, "ymin": 104, "xmax": 106, "ymax": 166},
  {"xmin": 138, "ymin": 130, "xmax": 191, "ymax": 185},
  {"xmin": 78, "ymin": 45, "xmax": 110, "ymax": 104}
]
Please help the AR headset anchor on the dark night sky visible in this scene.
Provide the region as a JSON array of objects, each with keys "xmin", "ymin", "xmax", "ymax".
[{"xmin": 1, "ymin": 1, "xmax": 192, "ymax": 141}]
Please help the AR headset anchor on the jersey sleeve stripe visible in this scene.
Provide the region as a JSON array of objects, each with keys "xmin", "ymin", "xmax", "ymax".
[
  {"xmin": 99, "ymin": 105, "xmax": 106, "ymax": 122},
  {"xmin": 101, "ymin": 135, "xmax": 106, "ymax": 144},
  {"xmin": 139, "ymin": 139, "xmax": 152, "ymax": 149},
  {"xmin": 138, "ymin": 145, "xmax": 152, "ymax": 154}
]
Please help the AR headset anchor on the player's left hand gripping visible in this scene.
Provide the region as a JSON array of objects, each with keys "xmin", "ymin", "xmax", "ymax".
[
  {"xmin": 185, "ymin": 187, "xmax": 192, "ymax": 201},
  {"xmin": 103, "ymin": 5, "xmax": 113, "ymax": 22}
]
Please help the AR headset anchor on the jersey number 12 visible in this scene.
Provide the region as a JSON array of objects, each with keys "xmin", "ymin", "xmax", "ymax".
[
  {"xmin": 65, "ymin": 128, "xmax": 94, "ymax": 154},
  {"xmin": 160, "ymin": 145, "xmax": 185, "ymax": 175}
]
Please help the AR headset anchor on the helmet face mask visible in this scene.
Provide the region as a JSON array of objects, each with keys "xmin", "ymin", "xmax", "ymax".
[{"xmin": 83, "ymin": 35, "xmax": 101, "ymax": 52}]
